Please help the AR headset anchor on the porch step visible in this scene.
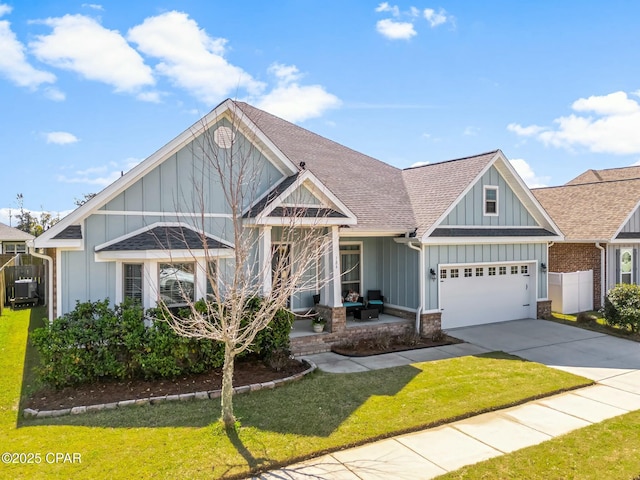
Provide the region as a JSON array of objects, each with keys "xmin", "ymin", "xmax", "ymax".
[{"xmin": 291, "ymin": 334, "xmax": 332, "ymax": 356}]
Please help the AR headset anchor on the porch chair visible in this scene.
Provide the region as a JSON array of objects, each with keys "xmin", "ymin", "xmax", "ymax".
[
  {"xmin": 343, "ymin": 290, "xmax": 364, "ymax": 316},
  {"xmin": 366, "ymin": 290, "xmax": 385, "ymax": 314}
]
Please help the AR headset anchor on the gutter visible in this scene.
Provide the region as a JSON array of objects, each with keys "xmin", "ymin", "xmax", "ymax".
[
  {"xmin": 595, "ymin": 242, "xmax": 605, "ymax": 307},
  {"xmin": 407, "ymin": 242, "xmax": 423, "ymax": 332},
  {"xmin": 27, "ymin": 243, "xmax": 54, "ymax": 322}
]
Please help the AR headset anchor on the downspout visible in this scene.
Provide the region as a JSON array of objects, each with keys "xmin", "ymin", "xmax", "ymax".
[
  {"xmin": 407, "ymin": 242, "xmax": 423, "ymax": 333},
  {"xmin": 595, "ymin": 242, "xmax": 605, "ymax": 308},
  {"xmin": 27, "ymin": 244, "xmax": 54, "ymax": 322}
]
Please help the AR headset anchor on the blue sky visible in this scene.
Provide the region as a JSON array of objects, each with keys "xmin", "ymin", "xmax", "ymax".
[{"xmin": 2, "ymin": 1, "xmax": 640, "ymax": 225}]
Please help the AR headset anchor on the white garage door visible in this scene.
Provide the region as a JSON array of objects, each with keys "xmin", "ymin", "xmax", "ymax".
[{"xmin": 439, "ymin": 263, "xmax": 536, "ymax": 329}]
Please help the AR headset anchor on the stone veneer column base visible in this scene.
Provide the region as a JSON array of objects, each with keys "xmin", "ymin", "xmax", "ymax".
[
  {"xmin": 537, "ymin": 300, "xmax": 552, "ymax": 320},
  {"xmin": 314, "ymin": 304, "xmax": 346, "ymax": 333},
  {"xmin": 420, "ymin": 312, "xmax": 442, "ymax": 337}
]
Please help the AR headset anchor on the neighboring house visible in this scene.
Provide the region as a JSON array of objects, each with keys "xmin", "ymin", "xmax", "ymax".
[
  {"xmin": 0, "ymin": 222, "xmax": 34, "ymax": 261},
  {"xmin": 35, "ymin": 99, "xmax": 562, "ymax": 340},
  {"xmin": 534, "ymin": 166, "xmax": 640, "ymax": 310}
]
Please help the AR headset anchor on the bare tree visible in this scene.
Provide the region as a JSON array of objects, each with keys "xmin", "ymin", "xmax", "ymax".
[{"xmin": 158, "ymin": 104, "xmax": 333, "ymax": 427}]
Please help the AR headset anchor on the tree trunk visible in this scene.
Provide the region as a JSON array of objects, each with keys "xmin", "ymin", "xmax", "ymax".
[{"xmin": 220, "ymin": 343, "xmax": 236, "ymax": 427}]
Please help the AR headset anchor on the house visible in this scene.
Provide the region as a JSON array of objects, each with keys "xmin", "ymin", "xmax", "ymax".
[
  {"xmin": 533, "ymin": 166, "xmax": 640, "ymax": 310},
  {"xmin": 0, "ymin": 222, "xmax": 34, "ymax": 263},
  {"xmin": 35, "ymin": 99, "xmax": 562, "ymax": 346}
]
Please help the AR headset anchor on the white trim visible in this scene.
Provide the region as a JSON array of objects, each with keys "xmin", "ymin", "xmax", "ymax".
[
  {"xmin": 439, "ymin": 259, "xmax": 537, "ymax": 268},
  {"xmin": 92, "ymin": 210, "xmax": 234, "ymax": 218},
  {"xmin": 93, "ymin": 221, "xmax": 234, "ymax": 253},
  {"xmin": 483, "ymin": 185, "xmax": 499, "ymax": 216},
  {"xmin": 260, "ymin": 226, "xmax": 272, "ymax": 295},
  {"xmin": 340, "ymin": 229, "xmax": 406, "ymax": 237},
  {"xmin": 115, "ymin": 260, "xmax": 123, "ymax": 305},
  {"xmin": 56, "ymin": 248, "xmax": 62, "ymax": 317},
  {"xmin": 95, "ymin": 249, "xmax": 233, "ymax": 262},
  {"xmin": 421, "ymin": 236, "xmax": 562, "ymax": 245},
  {"xmin": 35, "ymin": 99, "xmax": 300, "ymax": 247},
  {"xmin": 433, "ymin": 225, "xmax": 545, "ymax": 229},
  {"xmin": 247, "ymin": 217, "xmax": 356, "ymax": 227},
  {"xmin": 330, "ymin": 226, "xmax": 341, "ymax": 307},
  {"xmin": 339, "ymin": 240, "xmax": 364, "ymax": 295}
]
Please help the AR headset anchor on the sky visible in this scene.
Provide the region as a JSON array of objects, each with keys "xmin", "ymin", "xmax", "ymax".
[{"xmin": 2, "ymin": 1, "xmax": 640, "ymax": 226}]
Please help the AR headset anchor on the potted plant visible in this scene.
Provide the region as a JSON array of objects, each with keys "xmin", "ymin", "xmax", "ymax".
[{"xmin": 312, "ymin": 315, "xmax": 326, "ymax": 333}]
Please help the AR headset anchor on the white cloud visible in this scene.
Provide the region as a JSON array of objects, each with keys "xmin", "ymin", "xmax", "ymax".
[
  {"xmin": 509, "ymin": 91, "xmax": 640, "ymax": 155},
  {"xmin": 45, "ymin": 131, "xmax": 78, "ymax": 145},
  {"xmin": 254, "ymin": 63, "xmax": 341, "ymax": 123},
  {"xmin": 423, "ymin": 8, "xmax": 449, "ymax": 27},
  {"xmin": 0, "ymin": 16, "xmax": 56, "ymax": 89},
  {"xmin": 376, "ymin": 19, "xmax": 417, "ymax": 40},
  {"xmin": 128, "ymin": 11, "xmax": 264, "ymax": 105},
  {"xmin": 510, "ymin": 158, "xmax": 550, "ymax": 188},
  {"xmin": 43, "ymin": 87, "xmax": 65, "ymax": 101},
  {"xmin": 410, "ymin": 161, "xmax": 430, "ymax": 168},
  {"xmin": 0, "ymin": 4, "xmax": 12, "ymax": 16},
  {"xmin": 30, "ymin": 14, "xmax": 154, "ymax": 92},
  {"xmin": 463, "ymin": 126, "xmax": 479, "ymax": 136},
  {"xmin": 375, "ymin": 2, "xmax": 400, "ymax": 16},
  {"xmin": 81, "ymin": 3, "xmax": 104, "ymax": 10},
  {"xmin": 56, "ymin": 158, "xmax": 139, "ymax": 186},
  {"xmin": 507, "ymin": 123, "xmax": 546, "ymax": 137},
  {"xmin": 136, "ymin": 91, "xmax": 163, "ymax": 103}
]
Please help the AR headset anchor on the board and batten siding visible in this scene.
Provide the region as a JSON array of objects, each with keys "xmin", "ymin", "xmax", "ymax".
[
  {"xmin": 441, "ymin": 166, "xmax": 537, "ymax": 227},
  {"xmin": 606, "ymin": 244, "xmax": 640, "ymax": 290},
  {"xmin": 620, "ymin": 206, "xmax": 640, "ymax": 234},
  {"xmin": 282, "ymin": 185, "xmax": 321, "ymax": 205},
  {"xmin": 424, "ymin": 242, "xmax": 548, "ymax": 311}
]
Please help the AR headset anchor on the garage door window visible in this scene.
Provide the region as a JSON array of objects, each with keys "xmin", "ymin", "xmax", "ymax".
[
  {"xmin": 464, "ymin": 268, "xmax": 472, "ymax": 277},
  {"xmin": 475, "ymin": 267, "xmax": 483, "ymax": 276},
  {"xmin": 450, "ymin": 268, "xmax": 459, "ymax": 278},
  {"xmin": 488, "ymin": 267, "xmax": 496, "ymax": 276},
  {"xmin": 511, "ymin": 266, "xmax": 518, "ymax": 274},
  {"xmin": 499, "ymin": 266, "xmax": 506, "ymax": 275},
  {"xmin": 440, "ymin": 269, "xmax": 447, "ymax": 279},
  {"xmin": 521, "ymin": 265, "xmax": 528, "ymax": 274}
]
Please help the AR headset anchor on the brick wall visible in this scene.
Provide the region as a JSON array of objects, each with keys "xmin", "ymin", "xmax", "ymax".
[
  {"xmin": 537, "ymin": 300, "xmax": 552, "ymax": 319},
  {"xmin": 420, "ymin": 312, "xmax": 442, "ymax": 337},
  {"xmin": 548, "ymin": 243, "xmax": 604, "ymax": 309}
]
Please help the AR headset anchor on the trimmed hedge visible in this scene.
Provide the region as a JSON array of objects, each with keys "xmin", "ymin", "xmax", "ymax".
[
  {"xmin": 601, "ymin": 283, "xmax": 640, "ymax": 333},
  {"xmin": 31, "ymin": 298, "xmax": 294, "ymax": 388}
]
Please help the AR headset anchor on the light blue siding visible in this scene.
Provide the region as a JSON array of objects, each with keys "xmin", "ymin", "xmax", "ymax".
[
  {"xmin": 441, "ymin": 166, "xmax": 538, "ymax": 227},
  {"xmin": 621, "ymin": 206, "xmax": 640, "ymax": 233},
  {"xmin": 283, "ymin": 185, "xmax": 321, "ymax": 205},
  {"xmin": 424, "ymin": 242, "xmax": 548, "ymax": 310}
]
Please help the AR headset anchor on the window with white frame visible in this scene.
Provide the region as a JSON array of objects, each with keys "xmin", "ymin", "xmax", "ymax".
[
  {"xmin": 484, "ymin": 186, "xmax": 498, "ymax": 215},
  {"xmin": 123, "ymin": 263, "xmax": 143, "ymax": 304},
  {"xmin": 340, "ymin": 243, "xmax": 361, "ymax": 295},
  {"xmin": 620, "ymin": 248, "xmax": 633, "ymax": 284},
  {"xmin": 488, "ymin": 267, "xmax": 496, "ymax": 276},
  {"xmin": 159, "ymin": 262, "xmax": 195, "ymax": 306},
  {"xmin": 3, "ymin": 242, "xmax": 27, "ymax": 254},
  {"xmin": 450, "ymin": 268, "xmax": 459, "ymax": 278}
]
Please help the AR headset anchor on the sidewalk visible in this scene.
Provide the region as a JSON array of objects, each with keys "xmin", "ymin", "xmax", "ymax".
[{"xmin": 256, "ymin": 346, "xmax": 640, "ymax": 479}]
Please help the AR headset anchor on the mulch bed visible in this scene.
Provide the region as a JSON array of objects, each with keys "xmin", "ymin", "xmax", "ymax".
[
  {"xmin": 331, "ymin": 334, "xmax": 463, "ymax": 357},
  {"xmin": 25, "ymin": 357, "xmax": 308, "ymax": 411}
]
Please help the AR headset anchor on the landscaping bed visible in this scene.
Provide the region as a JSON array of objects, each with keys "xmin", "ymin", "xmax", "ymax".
[
  {"xmin": 25, "ymin": 355, "xmax": 308, "ymax": 411},
  {"xmin": 332, "ymin": 333, "xmax": 462, "ymax": 356}
]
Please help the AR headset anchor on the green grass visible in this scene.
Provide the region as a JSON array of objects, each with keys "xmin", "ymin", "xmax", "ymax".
[
  {"xmin": 551, "ymin": 310, "xmax": 640, "ymax": 342},
  {"xmin": 2, "ymin": 307, "xmax": 591, "ymax": 479},
  {"xmin": 438, "ymin": 409, "xmax": 640, "ymax": 480}
]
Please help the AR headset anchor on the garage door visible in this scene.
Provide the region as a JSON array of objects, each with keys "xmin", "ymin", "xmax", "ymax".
[{"xmin": 439, "ymin": 263, "xmax": 535, "ymax": 329}]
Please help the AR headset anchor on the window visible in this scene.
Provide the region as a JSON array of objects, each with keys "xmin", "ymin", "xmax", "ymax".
[
  {"xmin": 488, "ymin": 267, "xmax": 496, "ymax": 276},
  {"xmin": 475, "ymin": 267, "xmax": 483, "ymax": 277},
  {"xmin": 521, "ymin": 265, "xmax": 528, "ymax": 274},
  {"xmin": 621, "ymin": 248, "xmax": 633, "ymax": 284},
  {"xmin": 123, "ymin": 263, "xmax": 143, "ymax": 303},
  {"xmin": 206, "ymin": 261, "xmax": 218, "ymax": 297},
  {"xmin": 440, "ymin": 269, "xmax": 447, "ymax": 279},
  {"xmin": 484, "ymin": 186, "xmax": 498, "ymax": 215},
  {"xmin": 159, "ymin": 263, "xmax": 195, "ymax": 306},
  {"xmin": 450, "ymin": 268, "xmax": 459, "ymax": 278},
  {"xmin": 511, "ymin": 266, "xmax": 518, "ymax": 275},
  {"xmin": 3, "ymin": 242, "xmax": 27, "ymax": 254},
  {"xmin": 340, "ymin": 243, "xmax": 361, "ymax": 294},
  {"xmin": 464, "ymin": 268, "xmax": 472, "ymax": 277},
  {"xmin": 499, "ymin": 266, "xmax": 506, "ymax": 275}
]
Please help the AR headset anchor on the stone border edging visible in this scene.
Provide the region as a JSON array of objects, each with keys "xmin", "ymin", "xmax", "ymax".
[{"xmin": 23, "ymin": 360, "xmax": 316, "ymax": 419}]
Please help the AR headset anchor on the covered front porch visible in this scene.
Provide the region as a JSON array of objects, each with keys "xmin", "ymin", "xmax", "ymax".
[{"xmin": 289, "ymin": 312, "xmax": 414, "ymax": 356}]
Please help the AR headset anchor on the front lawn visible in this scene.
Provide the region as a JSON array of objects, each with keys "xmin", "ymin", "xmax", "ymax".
[
  {"xmin": 551, "ymin": 310, "xmax": 640, "ymax": 342},
  {"xmin": 2, "ymin": 307, "xmax": 591, "ymax": 479},
  {"xmin": 438, "ymin": 409, "xmax": 640, "ymax": 480}
]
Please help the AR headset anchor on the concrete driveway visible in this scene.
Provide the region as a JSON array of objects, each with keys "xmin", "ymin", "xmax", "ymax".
[{"xmin": 450, "ymin": 319, "xmax": 640, "ymax": 391}]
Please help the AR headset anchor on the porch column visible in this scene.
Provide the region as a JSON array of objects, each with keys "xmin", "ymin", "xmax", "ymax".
[
  {"xmin": 329, "ymin": 226, "xmax": 341, "ymax": 307},
  {"xmin": 195, "ymin": 257, "xmax": 207, "ymax": 301},
  {"xmin": 144, "ymin": 261, "xmax": 158, "ymax": 310},
  {"xmin": 260, "ymin": 226, "xmax": 272, "ymax": 296}
]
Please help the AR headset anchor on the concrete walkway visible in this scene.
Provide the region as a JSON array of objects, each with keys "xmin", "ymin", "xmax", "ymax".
[{"xmin": 257, "ymin": 319, "xmax": 640, "ymax": 479}]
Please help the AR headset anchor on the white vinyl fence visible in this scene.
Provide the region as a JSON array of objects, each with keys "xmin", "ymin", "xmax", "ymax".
[{"xmin": 548, "ymin": 270, "xmax": 593, "ymax": 314}]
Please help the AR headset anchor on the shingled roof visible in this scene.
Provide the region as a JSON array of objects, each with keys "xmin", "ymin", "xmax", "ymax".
[
  {"xmin": 566, "ymin": 166, "xmax": 640, "ymax": 185},
  {"xmin": 533, "ymin": 178, "xmax": 640, "ymax": 241},
  {"xmin": 402, "ymin": 151, "xmax": 498, "ymax": 237},
  {"xmin": 235, "ymin": 102, "xmax": 416, "ymax": 233},
  {"xmin": 96, "ymin": 225, "xmax": 231, "ymax": 252},
  {"xmin": 0, "ymin": 222, "xmax": 34, "ymax": 241}
]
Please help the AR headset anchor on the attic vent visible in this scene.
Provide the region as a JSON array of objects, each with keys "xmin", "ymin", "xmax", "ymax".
[{"xmin": 213, "ymin": 126, "xmax": 234, "ymax": 149}]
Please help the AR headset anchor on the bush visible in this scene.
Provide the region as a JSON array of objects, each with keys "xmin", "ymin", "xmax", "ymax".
[
  {"xmin": 32, "ymin": 298, "xmax": 293, "ymax": 388},
  {"xmin": 601, "ymin": 284, "xmax": 640, "ymax": 333}
]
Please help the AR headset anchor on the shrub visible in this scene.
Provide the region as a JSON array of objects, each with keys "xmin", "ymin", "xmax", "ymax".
[
  {"xmin": 601, "ymin": 284, "xmax": 640, "ymax": 333},
  {"xmin": 32, "ymin": 298, "xmax": 293, "ymax": 388}
]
